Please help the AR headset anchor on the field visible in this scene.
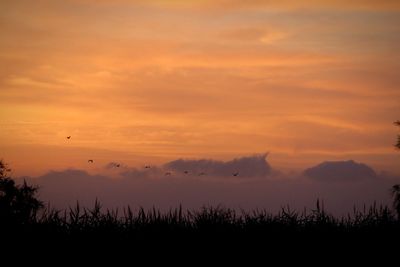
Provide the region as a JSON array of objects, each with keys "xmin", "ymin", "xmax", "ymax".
[{"xmin": 3, "ymin": 201, "xmax": 400, "ymax": 245}]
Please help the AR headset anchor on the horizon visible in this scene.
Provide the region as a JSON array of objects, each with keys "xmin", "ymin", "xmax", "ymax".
[
  {"xmin": 9, "ymin": 153, "xmax": 400, "ymax": 177},
  {"xmin": 12, "ymin": 155, "xmax": 400, "ymax": 216}
]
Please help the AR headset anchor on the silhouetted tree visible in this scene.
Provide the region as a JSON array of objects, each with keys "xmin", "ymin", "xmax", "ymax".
[
  {"xmin": 392, "ymin": 121, "xmax": 400, "ymax": 219},
  {"xmin": 395, "ymin": 120, "xmax": 400, "ymax": 150},
  {"xmin": 0, "ymin": 160, "xmax": 43, "ymax": 225},
  {"xmin": 391, "ymin": 185, "xmax": 400, "ymax": 220}
]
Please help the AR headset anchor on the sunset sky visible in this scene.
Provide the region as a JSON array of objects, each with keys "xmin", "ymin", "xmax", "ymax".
[{"xmin": 1, "ymin": 0, "xmax": 400, "ymax": 177}]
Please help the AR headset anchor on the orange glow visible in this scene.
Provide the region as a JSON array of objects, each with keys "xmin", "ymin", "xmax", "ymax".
[{"xmin": 0, "ymin": 0, "xmax": 399, "ymax": 176}]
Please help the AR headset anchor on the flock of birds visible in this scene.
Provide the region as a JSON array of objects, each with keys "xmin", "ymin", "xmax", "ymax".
[{"xmin": 66, "ymin": 136, "xmax": 240, "ymax": 177}]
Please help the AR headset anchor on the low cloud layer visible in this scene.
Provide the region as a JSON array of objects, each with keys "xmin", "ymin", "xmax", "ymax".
[
  {"xmin": 304, "ymin": 160, "xmax": 377, "ymax": 181},
  {"xmin": 20, "ymin": 156, "xmax": 400, "ymax": 216},
  {"xmin": 117, "ymin": 154, "xmax": 273, "ymax": 179},
  {"xmin": 164, "ymin": 153, "xmax": 271, "ymax": 178}
]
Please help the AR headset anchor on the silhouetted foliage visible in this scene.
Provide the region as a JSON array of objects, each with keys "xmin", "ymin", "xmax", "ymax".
[
  {"xmin": 32, "ymin": 201, "xmax": 400, "ymax": 231},
  {"xmin": 395, "ymin": 120, "xmax": 400, "ymax": 150},
  {"xmin": 0, "ymin": 160, "xmax": 43, "ymax": 225},
  {"xmin": 392, "ymin": 184, "xmax": 400, "ymax": 219}
]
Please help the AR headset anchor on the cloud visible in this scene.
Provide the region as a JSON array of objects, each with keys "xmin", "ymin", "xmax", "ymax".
[
  {"xmin": 219, "ymin": 27, "xmax": 288, "ymax": 44},
  {"xmin": 36, "ymin": 169, "xmax": 110, "ymax": 186},
  {"xmin": 24, "ymin": 169, "xmax": 113, "ymax": 205},
  {"xmin": 20, "ymin": 165, "xmax": 400, "ymax": 216},
  {"xmin": 164, "ymin": 153, "xmax": 271, "ymax": 178},
  {"xmin": 119, "ymin": 166, "xmax": 165, "ymax": 179},
  {"xmin": 31, "ymin": 0, "xmax": 400, "ymax": 10},
  {"xmin": 107, "ymin": 0, "xmax": 400, "ymax": 11},
  {"xmin": 116, "ymin": 154, "xmax": 273, "ymax": 179},
  {"xmin": 303, "ymin": 160, "xmax": 377, "ymax": 181}
]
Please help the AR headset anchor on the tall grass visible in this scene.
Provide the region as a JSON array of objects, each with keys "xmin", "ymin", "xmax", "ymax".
[
  {"xmin": 1, "ymin": 200, "xmax": 399, "ymax": 256},
  {"xmin": 7, "ymin": 200, "xmax": 395, "ymax": 237}
]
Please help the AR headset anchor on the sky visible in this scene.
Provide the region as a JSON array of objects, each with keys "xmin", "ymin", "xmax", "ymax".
[{"xmin": 1, "ymin": 0, "xmax": 400, "ymax": 180}]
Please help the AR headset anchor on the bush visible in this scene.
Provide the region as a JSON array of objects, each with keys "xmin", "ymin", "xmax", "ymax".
[{"xmin": 0, "ymin": 160, "xmax": 43, "ymax": 225}]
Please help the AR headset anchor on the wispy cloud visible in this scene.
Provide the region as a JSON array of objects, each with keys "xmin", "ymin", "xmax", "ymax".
[{"xmin": 1, "ymin": 0, "xmax": 399, "ymax": 175}]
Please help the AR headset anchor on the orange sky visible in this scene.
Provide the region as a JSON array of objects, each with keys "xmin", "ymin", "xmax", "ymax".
[{"xmin": 1, "ymin": 0, "xmax": 399, "ymax": 176}]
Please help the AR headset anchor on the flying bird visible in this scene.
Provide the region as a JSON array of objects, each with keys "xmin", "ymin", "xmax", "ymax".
[
  {"xmin": 144, "ymin": 165, "xmax": 151, "ymax": 169},
  {"xmin": 165, "ymin": 172, "xmax": 172, "ymax": 176},
  {"xmin": 198, "ymin": 172, "xmax": 206, "ymax": 176},
  {"xmin": 184, "ymin": 170, "xmax": 189, "ymax": 174},
  {"xmin": 233, "ymin": 172, "xmax": 239, "ymax": 177},
  {"xmin": 107, "ymin": 162, "xmax": 121, "ymax": 169},
  {"xmin": 66, "ymin": 136, "xmax": 71, "ymax": 139},
  {"xmin": 88, "ymin": 160, "xmax": 94, "ymax": 163}
]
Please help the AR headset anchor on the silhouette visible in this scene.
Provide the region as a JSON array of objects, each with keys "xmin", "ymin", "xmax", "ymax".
[
  {"xmin": 232, "ymin": 172, "xmax": 239, "ymax": 177},
  {"xmin": 198, "ymin": 172, "xmax": 206, "ymax": 176},
  {"xmin": 395, "ymin": 120, "xmax": 400, "ymax": 150},
  {"xmin": 88, "ymin": 160, "xmax": 94, "ymax": 163},
  {"xmin": 165, "ymin": 172, "xmax": 172, "ymax": 176},
  {"xmin": 66, "ymin": 136, "xmax": 71, "ymax": 139},
  {"xmin": 392, "ymin": 121, "xmax": 400, "ymax": 218},
  {"xmin": 391, "ymin": 184, "xmax": 400, "ymax": 219},
  {"xmin": 0, "ymin": 160, "xmax": 43, "ymax": 225},
  {"xmin": 184, "ymin": 170, "xmax": 189, "ymax": 174},
  {"xmin": 144, "ymin": 165, "xmax": 151, "ymax": 169}
]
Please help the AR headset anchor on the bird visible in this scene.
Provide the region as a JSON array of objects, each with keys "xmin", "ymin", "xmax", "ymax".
[
  {"xmin": 232, "ymin": 172, "xmax": 239, "ymax": 177},
  {"xmin": 165, "ymin": 172, "xmax": 172, "ymax": 176},
  {"xmin": 88, "ymin": 160, "xmax": 94, "ymax": 163},
  {"xmin": 184, "ymin": 170, "xmax": 189, "ymax": 174},
  {"xmin": 66, "ymin": 136, "xmax": 71, "ymax": 139},
  {"xmin": 144, "ymin": 165, "xmax": 151, "ymax": 169},
  {"xmin": 198, "ymin": 172, "xmax": 206, "ymax": 176},
  {"xmin": 115, "ymin": 164, "xmax": 120, "ymax": 168}
]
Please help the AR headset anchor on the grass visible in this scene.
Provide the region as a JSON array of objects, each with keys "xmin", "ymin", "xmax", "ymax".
[
  {"xmin": 1, "ymin": 200, "xmax": 400, "ymax": 259},
  {"xmin": 3, "ymin": 200, "xmax": 397, "ymax": 237}
]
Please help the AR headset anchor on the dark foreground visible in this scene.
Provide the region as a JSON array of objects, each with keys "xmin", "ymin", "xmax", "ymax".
[{"xmin": 1, "ymin": 202, "xmax": 400, "ymax": 261}]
